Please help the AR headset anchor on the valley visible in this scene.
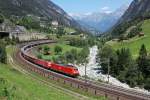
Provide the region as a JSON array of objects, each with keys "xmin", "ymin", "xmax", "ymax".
[{"xmin": 0, "ymin": 0, "xmax": 150, "ymax": 100}]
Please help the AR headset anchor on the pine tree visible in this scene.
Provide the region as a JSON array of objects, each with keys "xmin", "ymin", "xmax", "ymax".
[
  {"xmin": 0, "ymin": 42, "xmax": 7, "ymax": 64},
  {"xmin": 116, "ymin": 48, "xmax": 132, "ymax": 74},
  {"xmin": 54, "ymin": 45, "xmax": 62, "ymax": 54},
  {"xmin": 139, "ymin": 44, "xmax": 147, "ymax": 58},
  {"xmin": 137, "ymin": 44, "xmax": 147, "ymax": 71},
  {"xmin": 137, "ymin": 44, "xmax": 150, "ymax": 79},
  {"xmin": 43, "ymin": 45, "xmax": 50, "ymax": 55},
  {"xmin": 99, "ymin": 45, "xmax": 117, "ymax": 75},
  {"xmin": 0, "ymin": 14, "xmax": 4, "ymax": 23}
]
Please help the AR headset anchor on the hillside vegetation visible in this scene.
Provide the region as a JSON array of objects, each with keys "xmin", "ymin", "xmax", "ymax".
[
  {"xmin": 99, "ymin": 19, "xmax": 150, "ymax": 90},
  {"xmin": 0, "ymin": 63, "xmax": 81, "ymax": 100},
  {"xmin": 107, "ymin": 19, "xmax": 150, "ymax": 58}
]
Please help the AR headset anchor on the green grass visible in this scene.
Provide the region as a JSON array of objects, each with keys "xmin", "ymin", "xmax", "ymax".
[
  {"xmin": 64, "ymin": 27, "xmax": 76, "ymax": 33},
  {"xmin": 0, "ymin": 63, "xmax": 81, "ymax": 100},
  {"xmin": 0, "ymin": 46, "xmax": 85, "ymax": 100},
  {"xmin": 0, "ymin": 37, "xmax": 107, "ymax": 100},
  {"xmin": 1, "ymin": 46, "xmax": 107, "ymax": 100},
  {"xmin": 107, "ymin": 19, "xmax": 150, "ymax": 58},
  {"xmin": 35, "ymin": 43, "xmax": 82, "ymax": 61},
  {"xmin": 49, "ymin": 43, "xmax": 82, "ymax": 54}
]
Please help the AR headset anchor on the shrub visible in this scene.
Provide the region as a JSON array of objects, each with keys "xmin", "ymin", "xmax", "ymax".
[
  {"xmin": 54, "ymin": 45, "xmax": 62, "ymax": 54},
  {"xmin": 0, "ymin": 40, "xmax": 7, "ymax": 64},
  {"xmin": 43, "ymin": 45, "xmax": 50, "ymax": 55},
  {"xmin": 0, "ymin": 14, "xmax": 4, "ymax": 23}
]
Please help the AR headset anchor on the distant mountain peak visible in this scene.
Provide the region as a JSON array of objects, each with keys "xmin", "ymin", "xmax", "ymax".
[{"xmin": 70, "ymin": 4, "xmax": 128, "ymax": 33}]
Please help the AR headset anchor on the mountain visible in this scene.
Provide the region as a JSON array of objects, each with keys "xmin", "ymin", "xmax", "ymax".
[
  {"xmin": 117, "ymin": 0, "xmax": 150, "ymax": 25},
  {"xmin": 110, "ymin": 0, "xmax": 150, "ymax": 37},
  {"xmin": 0, "ymin": 0, "xmax": 84, "ymax": 32},
  {"xmin": 70, "ymin": 5, "xmax": 128, "ymax": 33}
]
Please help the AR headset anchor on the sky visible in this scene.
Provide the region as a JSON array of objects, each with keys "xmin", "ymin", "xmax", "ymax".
[{"xmin": 52, "ymin": 0, "xmax": 133, "ymax": 15}]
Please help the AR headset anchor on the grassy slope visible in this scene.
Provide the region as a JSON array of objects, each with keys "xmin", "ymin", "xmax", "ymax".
[
  {"xmin": 0, "ymin": 46, "xmax": 80, "ymax": 100},
  {"xmin": 0, "ymin": 64, "xmax": 79, "ymax": 100},
  {"xmin": 107, "ymin": 19, "xmax": 150, "ymax": 58},
  {"xmin": 64, "ymin": 27, "xmax": 76, "ymax": 33},
  {"xmin": 48, "ymin": 43, "xmax": 82, "ymax": 54}
]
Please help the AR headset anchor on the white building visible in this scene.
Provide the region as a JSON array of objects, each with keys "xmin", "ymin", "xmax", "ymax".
[{"xmin": 51, "ymin": 20, "xmax": 59, "ymax": 27}]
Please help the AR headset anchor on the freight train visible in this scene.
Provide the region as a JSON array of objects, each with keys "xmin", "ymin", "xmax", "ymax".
[{"xmin": 21, "ymin": 40, "xmax": 80, "ymax": 77}]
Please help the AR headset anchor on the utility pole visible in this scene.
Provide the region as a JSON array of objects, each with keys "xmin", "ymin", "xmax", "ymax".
[
  {"xmin": 107, "ymin": 58, "xmax": 110, "ymax": 83},
  {"xmin": 84, "ymin": 57, "xmax": 89, "ymax": 84},
  {"xmin": 84, "ymin": 62, "xmax": 89, "ymax": 92},
  {"xmin": 85, "ymin": 63, "xmax": 87, "ymax": 84}
]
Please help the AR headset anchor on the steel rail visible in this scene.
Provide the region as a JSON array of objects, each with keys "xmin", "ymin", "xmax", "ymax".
[{"xmin": 15, "ymin": 40, "xmax": 150, "ymax": 100}]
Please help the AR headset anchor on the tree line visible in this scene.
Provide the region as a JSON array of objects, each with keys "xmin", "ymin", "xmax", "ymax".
[
  {"xmin": 98, "ymin": 44, "xmax": 150, "ymax": 90},
  {"xmin": 69, "ymin": 37, "xmax": 96, "ymax": 48}
]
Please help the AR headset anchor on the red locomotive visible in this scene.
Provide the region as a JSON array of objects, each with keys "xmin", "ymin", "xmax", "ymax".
[{"xmin": 21, "ymin": 41, "xmax": 80, "ymax": 77}]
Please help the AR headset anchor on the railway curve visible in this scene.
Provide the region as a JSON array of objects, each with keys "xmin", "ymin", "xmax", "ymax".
[{"xmin": 14, "ymin": 40, "xmax": 150, "ymax": 100}]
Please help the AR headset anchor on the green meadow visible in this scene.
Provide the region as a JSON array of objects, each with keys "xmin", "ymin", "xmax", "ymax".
[{"xmin": 107, "ymin": 19, "xmax": 150, "ymax": 58}]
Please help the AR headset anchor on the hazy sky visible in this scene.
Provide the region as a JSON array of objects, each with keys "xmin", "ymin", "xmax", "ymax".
[{"xmin": 52, "ymin": 0, "xmax": 133, "ymax": 14}]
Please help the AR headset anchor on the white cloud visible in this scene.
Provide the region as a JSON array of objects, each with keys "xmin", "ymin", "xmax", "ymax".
[
  {"xmin": 84, "ymin": 12, "xmax": 92, "ymax": 16},
  {"xmin": 69, "ymin": 12, "xmax": 92, "ymax": 17},
  {"xmin": 104, "ymin": 11, "xmax": 112, "ymax": 14},
  {"xmin": 101, "ymin": 6, "xmax": 110, "ymax": 10},
  {"xmin": 68, "ymin": 13, "xmax": 76, "ymax": 16},
  {"xmin": 101, "ymin": 6, "xmax": 112, "ymax": 14}
]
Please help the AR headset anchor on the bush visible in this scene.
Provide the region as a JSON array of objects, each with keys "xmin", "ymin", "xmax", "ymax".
[
  {"xmin": 64, "ymin": 47, "xmax": 89, "ymax": 64},
  {"xmin": 77, "ymin": 47, "xmax": 89, "ymax": 64},
  {"xmin": 0, "ymin": 77, "xmax": 17, "ymax": 99},
  {"xmin": 54, "ymin": 45, "xmax": 62, "ymax": 54},
  {"xmin": 0, "ymin": 40, "xmax": 7, "ymax": 64},
  {"xmin": 0, "ymin": 14, "xmax": 4, "ymax": 23},
  {"xmin": 65, "ymin": 51, "xmax": 75, "ymax": 63},
  {"xmin": 43, "ymin": 45, "xmax": 50, "ymax": 55},
  {"xmin": 127, "ymin": 26, "xmax": 142, "ymax": 38},
  {"xmin": 11, "ymin": 36, "xmax": 20, "ymax": 45},
  {"xmin": 38, "ymin": 46, "xmax": 42, "ymax": 52},
  {"xmin": 144, "ymin": 78, "xmax": 150, "ymax": 91},
  {"xmin": 17, "ymin": 16, "xmax": 40, "ymax": 30},
  {"xmin": 37, "ymin": 54, "xmax": 42, "ymax": 59},
  {"xmin": 69, "ymin": 38, "xmax": 88, "ymax": 47}
]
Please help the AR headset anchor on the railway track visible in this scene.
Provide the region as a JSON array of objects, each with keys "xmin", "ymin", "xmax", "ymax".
[
  {"xmin": 8, "ymin": 57, "xmax": 90, "ymax": 100},
  {"xmin": 14, "ymin": 40, "xmax": 150, "ymax": 100}
]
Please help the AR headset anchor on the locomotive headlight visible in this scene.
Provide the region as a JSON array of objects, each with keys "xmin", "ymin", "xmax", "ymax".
[{"xmin": 48, "ymin": 62, "xmax": 52, "ymax": 66}]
